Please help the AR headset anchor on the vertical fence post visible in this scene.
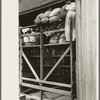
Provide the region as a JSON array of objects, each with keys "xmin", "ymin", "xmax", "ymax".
[
  {"xmin": 40, "ymin": 26, "xmax": 44, "ymax": 100},
  {"xmin": 70, "ymin": 21, "xmax": 73, "ymax": 100},
  {"xmin": 19, "ymin": 27, "xmax": 23, "ymax": 95}
]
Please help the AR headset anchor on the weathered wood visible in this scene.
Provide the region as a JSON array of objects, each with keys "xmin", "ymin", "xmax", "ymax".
[
  {"xmin": 43, "ymin": 65, "xmax": 70, "ymax": 67},
  {"xmin": 43, "ymin": 28, "xmax": 64, "ymax": 35},
  {"xmin": 22, "ymin": 32, "xmax": 40, "ymax": 37},
  {"xmin": 22, "ymin": 83, "xmax": 71, "ymax": 95},
  {"xmin": 21, "ymin": 88, "xmax": 31, "ymax": 94},
  {"xmin": 21, "ymin": 42, "xmax": 70, "ymax": 48},
  {"xmin": 43, "ymin": 46, "xmax": 70, "ymax": 80},
  {"xmin": 22, "ymin": 77, "xmax": 71, "ymax": 88},
  {"xmin": 30, "ymin": 55, "xmax": 70, "ymax": 57},
  {"xmin": 22, "ymin": 45, "xmax": 40, "ymax": 48},
  {"xmin": 76, "ymin": 0, "xmax": 97, "ymax": 100},
  {"xmin": 22, "ymin": 51, "xmax": 39, "ymax": 80},
  {"xmin": 75, "ymin": 0, "xmax": 81, "ymax": 100},
  {"xmin": 19, "ymin": 28, "xmax": 23, "ymax": 85},
  {"xmin": 70, "ymin": 21, "xmax": 73, "ymax": 97},
  {"xmin": 40, "ymin": 27, "xmax": 44, "ymax": 100},
  {"xmin": 44, "ymin": 42, "xmax": 70, "ymax": 47},
  {"xmin": 20, "ymin": 24, "xmax": 37, "ymax": 29}
]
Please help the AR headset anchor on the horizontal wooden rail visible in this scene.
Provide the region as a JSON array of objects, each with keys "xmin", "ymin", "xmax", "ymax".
[
  {"xmin": 43, "ymin": 42, "xmax": 70, "ymax": 47},
  {"xmin": 30, "ymin": 55, "xmax": 70, "ymax": 57},
  {"xmin": 22, "ymin": 83, "xmax": 71, "ymax": 95},
  {"xmin": 22, "ymin": 77, "xmax": 71, "ymax": 88},
  {"xmin": 21, "ymin": 45, "xmax": 40, "ymax": 48},
  {"xmin": 21, "ymin": 42, "xmax": 70, "ymax": 48},
  {"xmin": 21, "ymin": 28, "xmax": 64, "ymax": 37},
  {"xmin": 43, "ymin": 65, "xmax": 70, "ymax": 67},
  {"xmin": 21, "ymin": 32, "xmax": 40, "ymax": 37},
  {"xmin": 20, "ymin": 24, "xmax": 37, "ymax": 29},
  {"xmin": 43, "ymin": 28, "xmax": 64, "ymax": 35}
]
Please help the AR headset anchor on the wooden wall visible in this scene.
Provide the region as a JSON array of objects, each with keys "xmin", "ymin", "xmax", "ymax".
[{"xmin": 76, "ymin": 0, "xmax": 98, "ymax": 100}]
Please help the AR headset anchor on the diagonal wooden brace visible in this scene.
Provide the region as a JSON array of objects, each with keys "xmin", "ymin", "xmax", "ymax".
[
  {"xmin": 43, "ymin": 46, "xmax": 70, "ymax": 81},
  {"xmin": 22, "ymin": 51, "xmax": 39, "ymax": 80}
]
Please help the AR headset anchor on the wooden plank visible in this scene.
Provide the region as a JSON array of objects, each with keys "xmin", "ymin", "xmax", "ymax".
[
  {"xmin": 22, "ymin": 77, "xmax": 71, "ymax": 88},
  {"xmin": 19, "ymin": 28, "xmax": 23, "ymax": 85},
  {"xmin": 43, "ymin": 28, "xmax": 64, "ymax": 35},
  {"xmin": 70, "ymin": 20, "xmax": 73, "ymax": 97},
  {"xmin": 43, "ymin": 46, "xmax": 70, "ymax": 80},
  {"xmin": 75, "ymin": 0, "xmax": 81, "ymax": 100},
  {"xmin": 22, "ymin": 83, "xmax": 71, "ymax": 96},
  {"xmin": 40, "ymin": 27, "xmax": 44, "ymax": 100},
  {"xmin": 76, "ymin": 0, "xmax": 97, "ymax": 100},
  {"xmin": 44, "ymin": 42, "xmax": 70, "ymax": 47},
  {"xmin": 40, "ymin": 28, "xmax": 43, "ymax": 80},
  {"xmin": 21, "ymin": 32, "xmax": 40, "ymax": 37},
  {"xmin": 21, "ymin": 88, "xmax": 31, "ymax": 94},
  {"xmin": 22, "ymin": 45, "xmax": 40, "ymax": 48},
  {"xmin": 20, "ymin": 24, "xmax": 37, "ymax": 29},
  {"xmin": 43, "ymin": 65, "xmax": 70, "ymax": 68},
  {"xmin": 21, "ymin": 28, "xmax": 64, "ymax": 37},
  {"xmin": 22, "ymin": 51, "xmax": 39, "ymax": 80},
  {"xmin": 20, "ymin": 94, "xmax": 26, "ymax": 97},
  {"xmin": 30, "ymin": 55, "xmax": 70, "ymax": 57},
  {"xmin": 21, "ymin": 42, "xmax": 70, "ymax": 48}
]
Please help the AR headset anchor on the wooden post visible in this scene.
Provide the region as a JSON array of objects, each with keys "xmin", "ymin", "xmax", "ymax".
[
  {"xmin": 76, "ymin": 0, "xmax": 97, "ymax": 100},
  {"xmin": 75, "ymin": 0, "xmax": 81, "ymax": 100},
  {"xmin": 70, "ymin": 21, "xmax": 73, "ymax": 100},
  {"xmin": 40, "ymin": 26, "xmax": 43, "ymax": 100},
  {"xmin": 19, "ymin": 28, "xmax": 23, "ymax": 90}
]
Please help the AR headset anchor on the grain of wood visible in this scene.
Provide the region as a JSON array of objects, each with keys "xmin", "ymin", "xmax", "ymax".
[{"xmin": 76, "ymin": 0, "xmax": 97, "ymax": 100}]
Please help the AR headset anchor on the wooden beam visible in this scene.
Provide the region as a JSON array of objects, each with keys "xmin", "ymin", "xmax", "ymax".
[
  {"xmin": 43, "ymin": 42, "xmax": 70, "ymax": 47},
  {"xmin": 22, "ymin": 51, "xmax": 39, "ymax": 80},
  {"xmin": 22, "ymin": 45, "xmax": 40, "ymax": 48},
  {"xmin": 75, "ymin": 0, "xmax": 81, "ymax": 100},
  {"xmin": 43, "ymin": 46, "xmax": 70, "ymax": 80},
  {"xmin": 22, "ymin": 83, "xmax": 71, "ymax": 96},
  {"xmin": 40, "ymin": 29, "xmax": 44, "ymax": 80},
  {"xmin": 22, "ymin": 77, "xmax": 71, "ymax": 88},
  {"xmin": 40, "ymin": 27, "xmax": 44, "ymax": 100},
  {"xmin": 70, "ymin": 21, "xmax": 73, "ymax": 97},
  {"xmin": 19, "ymin": 28, "xmax": 23, "ymax": 85},
  {"xmin": 76, "ymin": 0, "xmax": 97, "ymax": 100}
]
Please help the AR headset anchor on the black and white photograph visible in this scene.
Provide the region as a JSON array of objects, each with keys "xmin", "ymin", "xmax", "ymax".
[{"xmin": 2, "ymin": 0, "xmax": 98, "ymax": 100}]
